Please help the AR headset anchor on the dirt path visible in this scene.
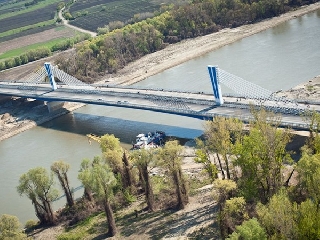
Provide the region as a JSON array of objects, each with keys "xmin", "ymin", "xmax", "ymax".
[{"xmin": 58, "ymin": 7, "xmax": 97, "ymax": 37}]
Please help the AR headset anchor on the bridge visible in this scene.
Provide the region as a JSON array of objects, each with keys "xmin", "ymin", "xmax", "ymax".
[{"xmin": 0, "ymin": 63, "xmax": 319, "ymax": 130}]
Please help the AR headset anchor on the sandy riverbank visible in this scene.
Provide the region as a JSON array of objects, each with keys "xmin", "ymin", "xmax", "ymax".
[{"xmin": 0, "ymin": 2, "xmax": 320, "ymax": 141}]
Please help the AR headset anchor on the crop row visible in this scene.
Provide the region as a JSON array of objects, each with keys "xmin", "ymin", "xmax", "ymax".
[
  {"xmin": 0, "ymin": 0, "xmax": 27, "ymax": 16},
  {"xmin": 0, "ymin": 24, "xmax": 56, "ymax": 43},
  {"xmin": 69, "ymin": 1, "xmax": 160, "ymax": 31},
  {"xmin": 0, "ymin": 3, "xmax": 57, "ymax": 33},
  {"xmin": 69, "ymin": 0, "xmax": 122, "ymax": 12}
]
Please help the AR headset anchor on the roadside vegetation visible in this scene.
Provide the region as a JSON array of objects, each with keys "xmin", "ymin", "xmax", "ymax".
[{"xmin": 2, "ymin": 109, "xmax": 319, "ymax": 239}]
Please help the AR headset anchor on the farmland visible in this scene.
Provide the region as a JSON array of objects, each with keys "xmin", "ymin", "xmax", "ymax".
[
  {"xmin": 0, "ymin": 0, "xmax": 68, "ymax": 41},
  {"xmin": 0, "ymin": 0, "xmax": 89, "ymax": 69},
  {"xmin": 68, "ymin": 0, "xmax": 187, "ymax": 32},
  {"xmin": 0, "ymin": 26, "xmax": 84, "ymax": 58}
]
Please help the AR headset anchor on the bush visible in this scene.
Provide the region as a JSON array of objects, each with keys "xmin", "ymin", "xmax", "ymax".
[{"xmin": 24, "ymin": 219, "xmax": 38, "ymax": 231}]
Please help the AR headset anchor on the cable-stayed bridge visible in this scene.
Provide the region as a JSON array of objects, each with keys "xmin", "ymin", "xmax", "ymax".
[{"xmin": 0, "ymin": 63, "xmax": 318, "ymax": 130}]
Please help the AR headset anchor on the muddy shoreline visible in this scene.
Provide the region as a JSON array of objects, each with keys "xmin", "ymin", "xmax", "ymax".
[{"xmin": 0, "ymin": 2, "xmax": 320, "ymax": 141}]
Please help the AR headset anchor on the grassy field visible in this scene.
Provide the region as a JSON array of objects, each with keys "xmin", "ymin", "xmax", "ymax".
[
  {"xmin": 1, "ymin": 37, "xmax": 67, "ymax": 60},
  {"xmin": 0, "ymin": 26, "xmax": 86, "ymax": 60}
]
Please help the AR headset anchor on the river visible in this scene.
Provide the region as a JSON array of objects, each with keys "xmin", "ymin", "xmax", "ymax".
[{"xmin": 1, "ymin": 9, "xmax": 320, "ymax": 224}]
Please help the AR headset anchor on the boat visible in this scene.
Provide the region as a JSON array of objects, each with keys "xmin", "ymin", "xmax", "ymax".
[{"xmin": 132, "ymin": 131, "xmax": 166, "ymax": 150}]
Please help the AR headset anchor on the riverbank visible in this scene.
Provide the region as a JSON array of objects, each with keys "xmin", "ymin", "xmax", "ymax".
[{"xmin": 0, "ymin": 2, "xmax": 320, "ymax": 141}]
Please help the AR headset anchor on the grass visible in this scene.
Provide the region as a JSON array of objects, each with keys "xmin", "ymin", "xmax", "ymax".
[
  {"xmin": 0, "ymin": 37, "xmax": 68, "ymax": 60},
  {"xmin": 57, "ymin": 212, "xmax": 106, "ymax": 240},
  {"xmin": 0, "ymin": 19, "xmax": 56, "ymax": 39}
]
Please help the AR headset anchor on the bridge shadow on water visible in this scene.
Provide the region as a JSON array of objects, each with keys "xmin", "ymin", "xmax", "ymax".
[{"xmin": 38, "ymin": 110, "xmax": 204, "ymax": 145}]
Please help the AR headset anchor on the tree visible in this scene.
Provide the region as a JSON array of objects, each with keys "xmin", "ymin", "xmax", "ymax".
[
  {"xmin": 17, "ymin": 167, "xmax": 58, "ymax": 225},
  {"xmin": 212, "ymin": 179, "xmax": 237, "ymax": 238},
  {"xmin": 100, "ymin": 134, "xmax": 134, "ymax": 191},
  {"xmin": 0, "ymin": 214, "xmax": 27, "ymax": 240},
  {"xmin": 234, "ymin": 109, "xmax": 292, "ymax": 202},
  {"xmin": 223, "ymin": 197, "xmax": 248, "ymax": 233},
  {"xmin": 296, "ymin": 199, "xmax": 320, "ymax": 239},
  {"xmin": 79, "ymin": 158, "xmax": 94, "ymax": 202},
  {"xmin": 158, "ymin": 140, "xmax": 189, "ymax": 209},
  {"xmin": 78, "ymin": 157, "xmax": 117, "ymax": 237},
  {"xmin": 51, "ymin": 160, "xmax": 74, "ymax": 208},
  {"xmin": 296, "ymin": 151, "xmax": 320, "ymax": 206},
  {"xmin": 204, "ymin": 117, "xmax": 243, "ymax": 180},
  {"xmin": 256, "ymin": 190, "xmax": 297, "ymax": 239},
  {"xmin": 303, "ymin": 110, "xmax": 320, "ymax": 154},
  {"xmin": 227, "ymin": 218, "xmax": 267, "ymax": 240},
  {"xmin": 100, "ymin": 134, "xmax": 124, "ymax": 174},
  {"xmin": 130, "ymin": 149, "xmax": 156, "ymax": 211},
  {"xmin": 194, "ymin": 138, "xmax": 218, "ymax": 182}
]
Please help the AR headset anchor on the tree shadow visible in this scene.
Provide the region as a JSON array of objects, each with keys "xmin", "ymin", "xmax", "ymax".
[{"xmin": 117, "ymin": 201, "xmax": 220, "ymax": 239}]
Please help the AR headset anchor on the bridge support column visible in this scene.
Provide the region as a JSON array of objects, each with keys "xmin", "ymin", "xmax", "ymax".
[
  {"xmin": 46, "ymin": 101, "xmax": 65, "ymax": 113},
  {"xmin": 44, "ymin": 62, "xmax": 65, "ymax": 112},
  {"xmin": 208, "ymin": 65, "xmax": 224, "ymax": 105},
  {"xmin": 44, "ymin": 62, "xmax": 57, "ymax": 90}
]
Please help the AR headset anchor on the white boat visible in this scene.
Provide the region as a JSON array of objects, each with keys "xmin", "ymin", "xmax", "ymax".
[{"xmin": 132, "ymin": 131, "xmax": 166, "ymax": 150}]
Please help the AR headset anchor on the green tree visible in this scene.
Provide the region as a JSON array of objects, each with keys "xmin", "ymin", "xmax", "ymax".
[
  {"xmin": 204, "ymin": 117, "xmax": 243, "ymax": 180},
  {"xmin": 19, "ymin": 54, "xmax": 28, "ymax": 65},
  {"xmin": 63, "ymin": 12, "xmax": 73, "ymax": 20},
  {"xmin": 100, "ymin": 134, "xmax": 123, "ymax": 170},
  {"xmin": 257, "ymin": 190, "xmax": 297, "ymax": 239},
  {"xmin": 14, "ymin": 57, "xmax": 21, "ymax": 66},
  {"xmin": 0, "ymin": 214, "xmax": 27, "ymax": 240},
  {"xmin": 227, "ymin": 218, "xmax": 267, "ymax": 240},
  {"xmin": 194, "ymin": 138, "xmax": 218, "ymax": 182},
  {"xmin": 158, "ymin": 140, "xmax": 189, "ymax": 209},
  {"xmin": 78, "ymin": 157, "xmax": 117, "ymax": 237},
  {"xmin": 100, "ymin": 134, "xmax": 134, "ymax": 191},
  {"xmin": 212, "ymin": 179, "xmax": 237, "ymax": 239},
  {"xmin": 296, "ymin": 151, "xmax": 320, "ymax": 206},
  {"xmin": 234, "ymin": 109, "xmax": 292, "ymax": 202},
  {"xmin": 17, "ymin": 167, "xmax": 58, "ymax": 225},
  {"xmin": 57, "ymin": 2, "xmax": 65, "ymax": 12},
  {"xmin": 303, "ymin": 110, "xmax": 320, "ymax": 154},
  {"xmin": 51, "ymin": 160, "xmax": 74, "ymax": 208},
  {"xmin": 79, "ymin": 158, "xmax": 94, "ymax": 202},
  {"xmin": 223, "ymin": 197, "xmax": 248, "ymax": 232},
  {"xmin": 296, "ymin": 199, "xmax": 320, "ymax": 239},
  {"xmin": 130, "ymin": 149, "xmax": 156, "ymax": 211},
  {"xmin": 0, "ymin": 62, "xmax": 5, "ymax": 71},
  {"xmin": 4, "ymin": 59, "xmax": 15, "ymax": 69}
]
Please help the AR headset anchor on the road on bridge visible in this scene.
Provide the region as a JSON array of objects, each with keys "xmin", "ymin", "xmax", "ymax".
[{"xmin": 0, "ymin": 81, "xmax": 319, "ymax": 130}]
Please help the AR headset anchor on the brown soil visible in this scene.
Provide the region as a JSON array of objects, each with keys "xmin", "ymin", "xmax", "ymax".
[
  {"xmin": 0, "ymin": 27, "xmax": 80, "ymax": 55},
  {"xmin": 276, "ymin": 75, "xmax": 320, "ymax": 101}
]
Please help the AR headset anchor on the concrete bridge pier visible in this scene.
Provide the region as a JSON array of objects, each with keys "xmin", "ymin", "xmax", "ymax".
[{"xmin": 46, "ymin": 101, "xmax": 65, "ymax": 113}]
